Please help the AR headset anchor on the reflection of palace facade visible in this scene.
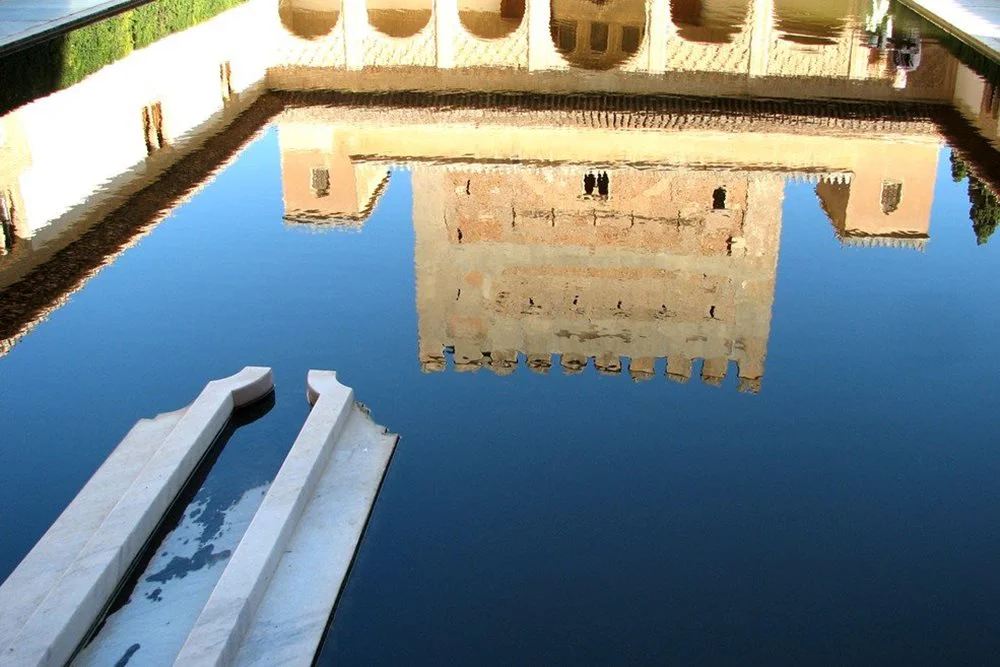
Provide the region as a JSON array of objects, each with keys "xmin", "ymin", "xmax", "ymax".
[
  {"xmin": 275, "ymin": 101, "xmax": 943, "ymax": 388},
  {"xmin": 1, "ymin": 0, "xmax": 998, "ymax": 361}
]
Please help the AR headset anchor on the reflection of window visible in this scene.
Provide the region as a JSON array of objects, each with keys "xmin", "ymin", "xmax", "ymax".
[
  {"xmin": 982, "ymin": 83, "xmax": 1000, "ymax": 119},
  {"xmin": 712, "ymin": 187, "xmax": 727, "ymax": 210},
  {"xmin": 590, "ymin": 22, "xmax": 609, "ymax": 53},
  {"xmin": 621, "ymin": 25, "xmax": 642, "ymax": 54},
  {"xmin": 311, "ymin": 168, "xmax": 330, "ymax": 198},
  {"xmin": 0, "ymin": 190, "xmax": 14, "ymax": 252},
  {"xmin": 141, "ymin": 102, "xmax": 165, "ymax": 155},
  {"xmin": 881, "ymin": 181, "xmax": 902, "ymax": 214},
  {"xmin": 220, "ymin": 62, "xmax": 233, "ymax": 103},
  {"xmin": 500, "ymin": 0, "xmax": 524, "ymax": 19},
  {"xmin": 555, "ymin": 21, "xmax": 576, "ymax": 51}
]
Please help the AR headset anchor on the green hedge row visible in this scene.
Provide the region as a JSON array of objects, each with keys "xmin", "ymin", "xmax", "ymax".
[{"xmin": 0, "ymin": 0, "xmax": 246, "ymax": 115}]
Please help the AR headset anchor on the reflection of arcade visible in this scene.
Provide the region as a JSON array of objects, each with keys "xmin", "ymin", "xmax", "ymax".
[{"xmin": 271, "ymin": 0, "xmax": 954, "ymax": 104}]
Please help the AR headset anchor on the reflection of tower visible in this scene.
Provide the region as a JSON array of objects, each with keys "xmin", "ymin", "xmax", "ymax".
[
  {"xmin": 815, "ymin": 139, "xmax": 938, "ymax": 249},
  {"xmin": 414, "ymin": 165, "xmax": 782, "ymax": 391},
  {"xmin": 277, "ymin": 120, "xmax": 390, "ymax": 225}
]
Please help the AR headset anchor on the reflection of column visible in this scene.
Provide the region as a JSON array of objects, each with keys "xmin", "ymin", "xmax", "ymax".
[
  {"xmin": 748, "ymin": 0, "xmax": 774, "ymax": 77},
  {"xmin": 435, "ymin": 0, "xmax": 459, "ymax": 68},
  {"xmin": 342, "ymin": 0, "xmax": 367, "ymax": 70},
  {"xmin": 647, "ymin": 0, "xmax": 669, "ymax": 74},
  {"xmin": 527, "ymin": 0, "xmax": 553, "ymax": 71}
]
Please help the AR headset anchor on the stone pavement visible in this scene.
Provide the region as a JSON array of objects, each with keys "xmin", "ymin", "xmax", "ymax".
[
  {"xmin": 900, "ymin": 0, "xmax": 1000, "ymax": 59},
  {"xmin": 0, "ymin": 0, "xmax": 152, "ymax": 56}
]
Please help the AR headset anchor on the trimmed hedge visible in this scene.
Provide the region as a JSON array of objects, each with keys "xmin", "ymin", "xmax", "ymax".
[{"xmin": 0, "ymin": 0, "xmax": 245, "ymax": 115}]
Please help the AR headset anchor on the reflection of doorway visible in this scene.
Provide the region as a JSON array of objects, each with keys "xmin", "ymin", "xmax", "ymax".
[
  {"xmin": 368, "ymin": 0, "xmax": 433, "ymax": 38},
  {"xmin": 460, "ymin": 0, "xmax": 524, "ymax": 39},
  {"xmin": 501, "ymin": 0, "xmax": 525, "ymax": 19},
  {"xmin": 672, "ymin": 0, "xmax": 702, "ymax": 25},
  {"xmin": 670, "ymin": 0, "xmax": 746, "ymax": 43},
  {"xmin": 278, "ymin": 0, "xmax": 341, "ymax": 40},
  {"xmin": 550, "ymin": 0, "xmax": 646, "ymax": 70}
]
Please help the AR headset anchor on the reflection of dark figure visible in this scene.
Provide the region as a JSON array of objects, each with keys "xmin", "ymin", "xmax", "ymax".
[
  {"xmin": 0, "ymin": 195, "xmax": 14, "ymax": 252},
  {"xmin": 584, "ymin": 173, "xmax": 596, "ymax": 195},
  {"xmin": 893, "ymin": 32, "xmax": 922, "ymax": 71},
  {"xmin": 597, "ymin": 172, "xmax": 609, "ymax": 197}
]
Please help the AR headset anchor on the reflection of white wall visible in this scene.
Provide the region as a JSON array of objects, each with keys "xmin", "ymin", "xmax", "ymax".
[
  {"xmin": 953, "ymin": 63, "xmax": 985, "ymax": 116},
  {"xmin": 11, "ymin": 1, "xmax": 271, "ymax": 242}
]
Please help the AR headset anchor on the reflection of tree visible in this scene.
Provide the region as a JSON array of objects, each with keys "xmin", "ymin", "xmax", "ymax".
[
  {"xmin": 950, "ymin": 151, "xmax": 968, "ymax": 182},
  {"xmin": 970, "ymin": 179, "xmax": 1000, "ymax": 245},
  {"xmin": 951, "ymin": 152, "xmax": 1000, "ymax": 245}
]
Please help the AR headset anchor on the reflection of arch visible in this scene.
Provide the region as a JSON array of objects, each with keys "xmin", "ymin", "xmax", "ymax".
[
  {"xmin": 550, "ymin": 0, "xmax": 646, "ymax": 71},
  {"xmin": 460, "ymin": 0, "xmax": 525, "ymax": 39},
  {"xmin": 368, "ymin": 0, "xmax": 433, "ymax": 38},
  {"xmin": 774, "ymin": 0, "xmax": 851, "ymax": 46},
  {"xmin": 278, "ymin": 0, "xmax": 341, "ymax": 40},
  {"xmin": 670, "ymin": 0, "xmax": 748, "ymax": 44}
]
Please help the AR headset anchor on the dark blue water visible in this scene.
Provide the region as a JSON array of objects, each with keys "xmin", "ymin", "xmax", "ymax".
[{"xmin": 2, "ymin": 127, "xmax": 1000, "ymax": 664}]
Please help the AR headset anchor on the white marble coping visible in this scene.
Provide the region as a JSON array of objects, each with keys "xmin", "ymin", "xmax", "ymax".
[
  {"xmin": 174, "ymin": 371, "xmax": 398, "ymax": 667},
  {"xmin": 0, "ymin": 366, "xmax": 274, "ymax": 667}
]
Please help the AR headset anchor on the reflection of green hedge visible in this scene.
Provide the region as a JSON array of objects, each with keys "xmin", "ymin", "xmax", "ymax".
[{"xmin": 0, "ymin": 0, "xmax": 245, "ymax": 115}]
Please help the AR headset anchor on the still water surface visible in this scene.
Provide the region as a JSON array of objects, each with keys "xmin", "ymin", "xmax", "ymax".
[{"xmin": 2, "ymin": 0, "xmax": 1000, "ymax": 663}]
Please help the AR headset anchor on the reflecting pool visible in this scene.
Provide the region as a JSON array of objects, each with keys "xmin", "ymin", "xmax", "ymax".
[{"xmin": 2, "ymin": 0, "xmax": 1000, "ymax": 663}]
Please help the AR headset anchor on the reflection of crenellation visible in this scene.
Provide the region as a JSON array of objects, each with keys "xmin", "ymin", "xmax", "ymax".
[{"xmin": 413, "ymin": 165, "xmax": 782, "ymax": 391}]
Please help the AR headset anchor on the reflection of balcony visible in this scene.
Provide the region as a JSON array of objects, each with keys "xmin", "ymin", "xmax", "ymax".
[{"xmin": 550, "ymin": 0, "xmax": 646, "ymax": 70}]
